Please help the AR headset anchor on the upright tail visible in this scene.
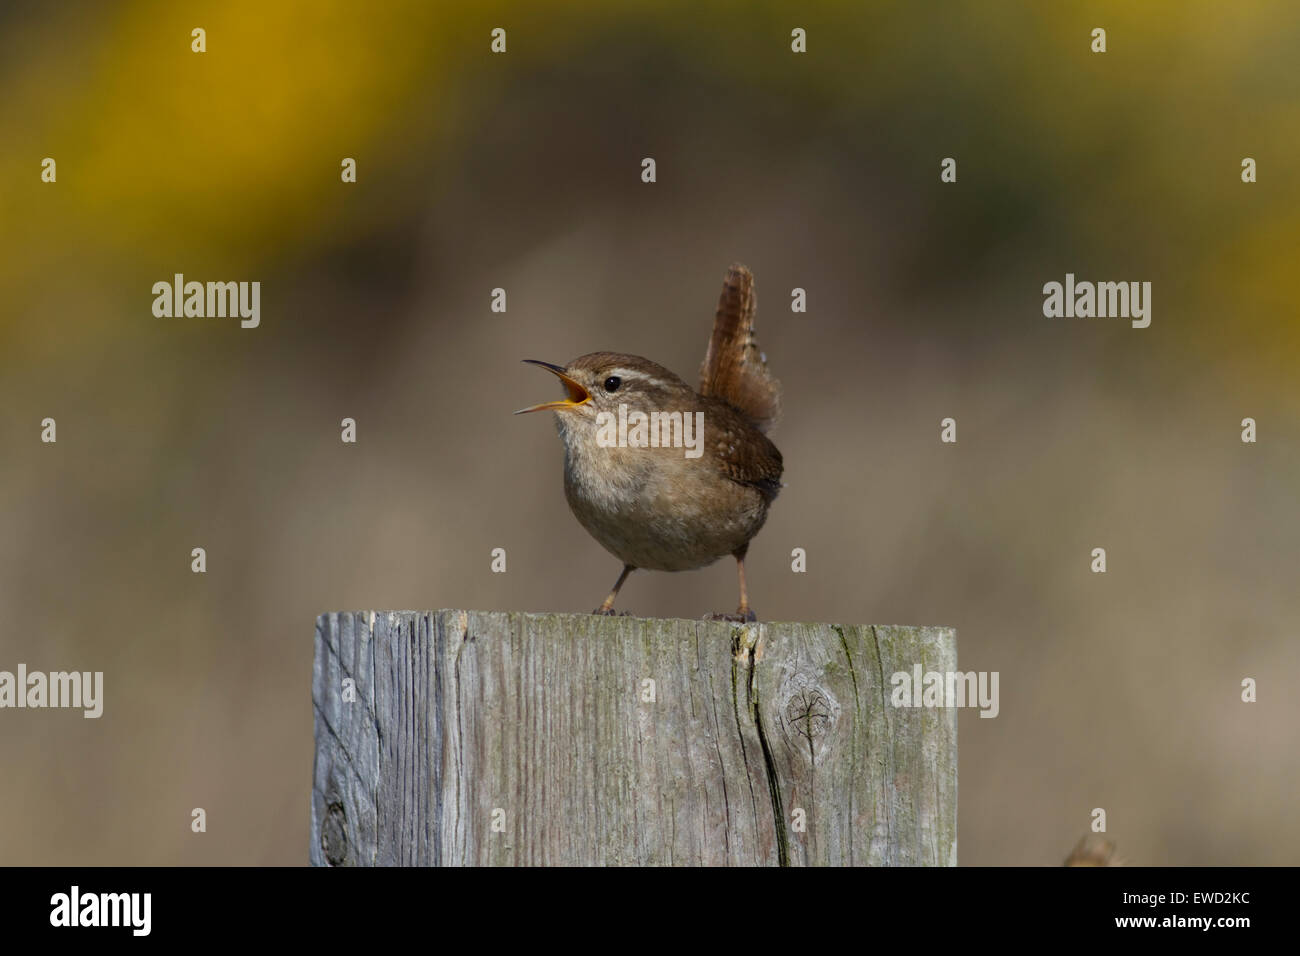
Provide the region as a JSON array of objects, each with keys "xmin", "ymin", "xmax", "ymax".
[{"xmin": 697, "ymin": 264, "xmax": 782, "ymax": 432}]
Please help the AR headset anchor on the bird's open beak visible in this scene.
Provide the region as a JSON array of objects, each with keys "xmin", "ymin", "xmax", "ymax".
[{"xmin": 514, "ymin": 360, "xmax": 592, "ymax": 414}]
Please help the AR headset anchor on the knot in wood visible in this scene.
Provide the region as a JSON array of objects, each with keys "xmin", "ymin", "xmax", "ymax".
[
  {"xmin": 785, "ymin": 688, "xmax": 832, "ymax": 742},
  {"xmin": 321, "ymin": 800, "xmax": 349, "ymax": 866}
]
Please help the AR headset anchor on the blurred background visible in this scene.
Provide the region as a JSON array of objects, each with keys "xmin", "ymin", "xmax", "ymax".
[{"xmin": 2, "ymin": 0, "xmax": 1297, "ymax": 865}]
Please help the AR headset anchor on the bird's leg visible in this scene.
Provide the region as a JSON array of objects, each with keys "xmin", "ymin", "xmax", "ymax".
[
  {"xmin": 734, "ymin": 548, "xmax": 755, "ymax": 620},
  {"xmin": 593, "ymin": 564, "xmax": 635, "ymax": 616},
  {"xmin": 706, "ymin": 546, "xmax": 757, "ymax": 623}
]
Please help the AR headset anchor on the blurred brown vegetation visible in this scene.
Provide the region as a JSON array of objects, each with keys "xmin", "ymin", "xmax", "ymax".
[{"xmin": 1, "ymin": 1, "xmax": 1297, "ymax": 864}]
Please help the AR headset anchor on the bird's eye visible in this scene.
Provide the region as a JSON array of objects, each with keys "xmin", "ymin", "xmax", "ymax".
[{"xmin": 603, "ymin": 376, "xmax": 621, "ymax": 393}]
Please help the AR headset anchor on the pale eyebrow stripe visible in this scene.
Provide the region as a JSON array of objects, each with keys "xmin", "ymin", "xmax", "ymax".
[{"xmin": 607, "ymin": 369, "xmax": 672, "ymax": 390}]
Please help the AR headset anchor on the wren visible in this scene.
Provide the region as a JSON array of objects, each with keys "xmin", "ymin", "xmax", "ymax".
[{"xmin": 516, "ymin": 264, "xmax": 783, "ymax": 621}]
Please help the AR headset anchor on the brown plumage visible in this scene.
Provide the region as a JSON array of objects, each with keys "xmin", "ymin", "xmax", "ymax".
[
  {"xmin": 517, "ymin": 264, "xmax": 784, "ymax": 620},
  {"xmin": 699, "ymin": 264, "xmax": 782, "ymax": 432}
]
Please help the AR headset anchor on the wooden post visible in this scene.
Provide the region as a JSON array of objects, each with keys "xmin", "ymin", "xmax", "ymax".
[{"xmin": 311, "ymin": 610, "xmax": 957, "ymax": 866}]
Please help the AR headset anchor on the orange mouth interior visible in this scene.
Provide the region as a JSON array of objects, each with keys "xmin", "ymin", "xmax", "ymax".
[{"xmin": 514, "ymin": 360, "xmax": 592, "ymax": 414}]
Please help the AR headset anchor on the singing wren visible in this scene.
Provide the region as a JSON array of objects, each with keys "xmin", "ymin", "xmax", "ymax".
[{"xmin": 516, "ymin": 264, "xmax": 783, "ymax": 621}]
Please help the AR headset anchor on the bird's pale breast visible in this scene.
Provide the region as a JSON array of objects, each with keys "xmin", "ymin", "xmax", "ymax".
[{"xmin": 561, "ymin": 433, "xmax": 770, "ymax": 571}]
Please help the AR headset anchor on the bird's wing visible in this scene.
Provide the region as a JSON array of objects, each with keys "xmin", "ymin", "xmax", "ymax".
[
  {"xmin": 698, "ymin": 263, "xmax": 782, "ymax": 433},
  {"xmin": 707, "ymin": 399, "xmax": 784, "ymax": 503}
]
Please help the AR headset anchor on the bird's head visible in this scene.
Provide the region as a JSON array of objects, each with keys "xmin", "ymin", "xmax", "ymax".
[{"xmin": 514, "ymin": 352, "xmax": 692, "ymax": 422}]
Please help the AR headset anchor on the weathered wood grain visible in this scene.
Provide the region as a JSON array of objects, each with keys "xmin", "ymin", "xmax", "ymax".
[{"xmin": 311, "ymin": 610, "xmax": 956, "ymax": 866}]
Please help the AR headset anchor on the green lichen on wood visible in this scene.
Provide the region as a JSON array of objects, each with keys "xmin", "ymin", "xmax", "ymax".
[{"xmin": 311, "ymin": 610, "xmax": 957, "ymax": 866}]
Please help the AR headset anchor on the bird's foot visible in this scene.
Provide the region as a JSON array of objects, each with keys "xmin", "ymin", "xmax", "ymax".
[
  {"xmin": 592, "ymin": 607, "xmax": 633, "ymax": 617},
  {"xmin": 705, "ymin": 608, "xmax": 757, "ymax": 623}
]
